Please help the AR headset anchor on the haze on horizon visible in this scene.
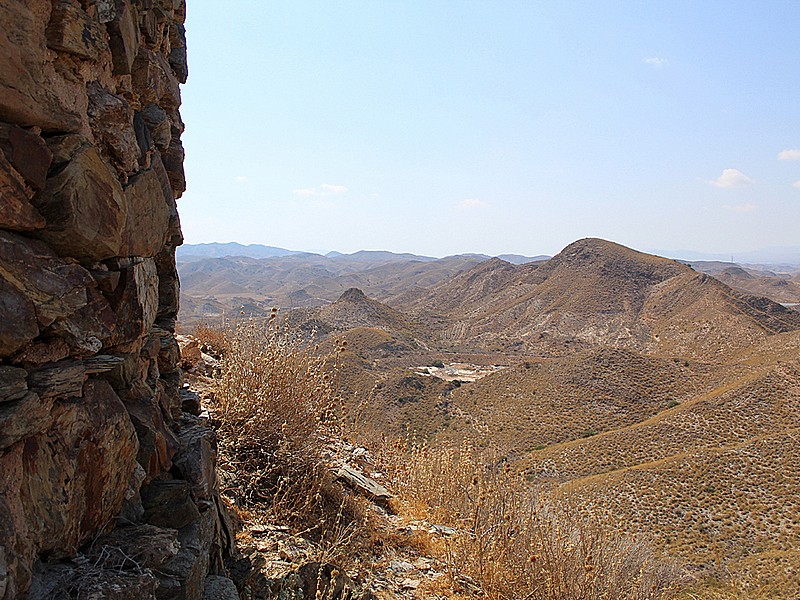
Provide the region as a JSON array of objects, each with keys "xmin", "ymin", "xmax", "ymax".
[{"xmin": 179, "ymin": 1, "xmax": 800, "ymax": 258}]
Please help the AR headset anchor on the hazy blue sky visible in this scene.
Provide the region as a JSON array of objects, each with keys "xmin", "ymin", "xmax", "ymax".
[{"xmin": 179, "ymin": 1, "xmax": 800, "ymax": 257}]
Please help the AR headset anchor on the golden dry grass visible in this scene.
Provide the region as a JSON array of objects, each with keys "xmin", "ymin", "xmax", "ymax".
[{"xmin": 380, "ymin": 441, "xmax": 688, "ymax": 600}]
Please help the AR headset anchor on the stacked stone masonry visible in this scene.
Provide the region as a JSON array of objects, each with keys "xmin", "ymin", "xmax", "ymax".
[{"xmin": 0, "ymin": 1, "xmax": 234, "ymax": 598}]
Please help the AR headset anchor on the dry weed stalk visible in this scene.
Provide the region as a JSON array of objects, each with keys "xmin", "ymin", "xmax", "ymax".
[
  {"xmin": 209, "ymin": 317, "xmax": 357, "ymax": 541},
  {"xmin": 384, "ymin": 440, "xmax": 688, "ymax": 600}
]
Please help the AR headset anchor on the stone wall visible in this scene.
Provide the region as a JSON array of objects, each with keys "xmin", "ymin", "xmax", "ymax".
[{"xmin": 0, "ymin": 1, "xmax": 232, "ymax": 598}]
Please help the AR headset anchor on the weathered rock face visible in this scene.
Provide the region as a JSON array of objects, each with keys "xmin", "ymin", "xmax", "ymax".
[{"xmin": 0, "ymin": 2, "xmax": 232, "ymax": 599}]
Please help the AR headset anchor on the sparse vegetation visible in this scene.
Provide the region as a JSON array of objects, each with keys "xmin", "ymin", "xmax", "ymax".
[
  {"xmin": 208, "ymin": 317, "xmax": 364, "ymax": 559},
  {"xmin": 383, "ymin": 441, "xmax": 688, "ymax": 599}
]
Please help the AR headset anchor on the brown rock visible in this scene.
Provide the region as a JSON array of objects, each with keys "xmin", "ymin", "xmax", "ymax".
[
  {"xmin": 0, "ymin": 442, "xmax": 35, "ymax": 599},
  {"xmin": 27, "ymin": 360, "xmax": 86, "ymax": 399},
  {"xmin": 121, "ymin": 381, "xmax": 179, "ymax": 479},
  {"xmin": 132, "ymin": 48, "xmax": 182, "ymax": 110},
  {"xmin": 31, "ymin": 143, "xmax": 127, "ymax": 262},
  {"xmin": 0, "ymin": 275, "xmax": 39, "ymax": 357},
  {"xmin": 20, "ymin": 380, "xmax": 138, "ymax": 555},
  {"xmin": 158, "ymin": 507, "xmax": 219, "ymax": 600},
  {"xmin": 0, "ymin": 366, "xmax": 28, "ymax": 403},
  {"xmin": 11, "ymin": 338, "xmax": 70, "ymax": 366},
  {"xmin": 106, "ymin": 0, "xmax": 140, "ymax": 75},
  {"xmin": 161, "ymin": 136, "xmax": 186, "ymax": 197},
  {"xmin": 0, "ymin": 123, "xmax": 52, "ymax": 191},
  {"xmin": 0, "ymin": 1, "xmax": 83, "ymax": 131},
  {"xmin": 0, "ymin": 231, "xmax": 92, "ymax": 327},
  {"xmin": 108, "ymin": 258, "xmax": 160, "ymax": 350},
  {"xmin": 122, "ymin": 168, "xmax": 171, "ymax": 257},
  {"xmin": 155, "ymin": 246, "xmax": 180, "ymax": 322},
  {"xmin": 0, "ymin": 152, "xmax": 46, "ymax": 232},
  {"xmin": 0, "ymin": 231, "xmax": 100, "ymax": 357},
  {"xmin": 45, "ymin": 286, "xmax": 119, "ymax": 355},
  {"xmin": 152, "ymin": 151, "xmax": 183, "ymax": 245},
  {"xmin": 87, "ymin": 82, "xmax": 140, "ymax": 175},
  {"xmin": 46, "ymin": 0, "xmax": 108, "ymax": 60},
  {"xmin": 0, "ymin": 392, "xmax": 53, "ymax": 450}
]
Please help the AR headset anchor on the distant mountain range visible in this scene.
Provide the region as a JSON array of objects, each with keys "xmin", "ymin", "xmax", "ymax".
[{"xmin": 176, "ymin": 242, "xmax": 548, "ymax": 264}]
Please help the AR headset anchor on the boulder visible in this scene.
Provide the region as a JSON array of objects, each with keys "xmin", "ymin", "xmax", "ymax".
[
  {"xmin": 107, "ymin": 258, "xmax": 160, "ymax": 351},
  {"xmin": 21, "ymin": 380, "xmax": 138, "ymax": 555},
  {"xmin": 27, "ymin": 360, "xmax": 86, "ymax": 399},
  {"xmin": 168, "ymin": 23, "xmax": 189, "ymax": 83},
  {"xmin": 132, "ymin": 48, "xmax": 182, "ymax": 110},
  {"xmin": 0, "ymin": 0, "xmax": 83, "ymax": 131},
  {"xmin": 172, "ymin": 417, "xmax": 218, "ymax": 503},
  {"xmin": 46, "ymin": 0, "xmax": 108, "ymax": 60},
  {"xmin": 106, "ymin": 0, "xmax": 140, "ymax": 75},
  {"xmin": 31, "ymin": 143, "xmax": 127, "ymax": 262},
  {"xmin": 0, "ymin": 392, "xmax": 53, "ymax": 450},
  {"xmin": 161, "ymin": 136, "xmax": 186, "ymax": 197},
  {"xmin": 203, "ymin": 576, "xmax": 239, "ymax": 600},
  {"xmin": 123, "ymin": 168, "xmax": 171, "ymax": 257},
  {"xmin": 0, "ymin": 231, "xmax": 104, "ymax": 357},
  {"xmin": 121, "ymin": 381, "xmax": 179, "ymax": 479},
  {"xmin": 141, "ymin": 480, "xmax": 200, "ymax": 530},
  {"xmin": 0, "ymin": 231, "xmax": 91, "ymax": 328},
  {"xmin": 0, "ymin": 380, "xmax": 138, "ymax": 594},
  {"xmin": 87, "ymin": 82, "xmax": 140, "ymax": 175},
  {"xmin": 140, "ymin": 104, "xmax": 172, "ymax": 150}
]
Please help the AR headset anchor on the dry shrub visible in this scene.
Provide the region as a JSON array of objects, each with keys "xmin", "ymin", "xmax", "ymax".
[
  {"xmin": 384, "ymin": 441, "xmax": 688, "ymax": 600},
  {"xmin": 209, "ymin": 318, "xmax": 359, "ymax": 550},
  {"xmin": 193, "ymin": 320, "xmax": 232, "ymax": 354}
]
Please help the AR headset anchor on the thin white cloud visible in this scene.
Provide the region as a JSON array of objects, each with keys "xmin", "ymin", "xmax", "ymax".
[
  {"xmin": 234, "ymin": 175, "xmax": 248, "ymax": 184},
  {"xmin": 643, "ymin": 56, "xmax": 667, "ymax": 68},
  {"xmin": 793, "ymin": 180, "xmax": 800, "ymax": 189},
  {"xmin": 723, "ymin": 203, "xmax": 758, "ymax": 213},
  {"xmin": 320, "ymin": 183, "xmax": 348, "ymax": 194},
  {"xmin": 292, "ymin": 188, "xmax": 317, "ymax": 197},
  {"xmin": 778, "ymin": 149, "xmax": 800, "ymax": 161},
  {"xmin": 458, "ymin": 198, "xmax": 488, "ymax": 209},
  {"xmin": 709, "ymin": 168, "xmax": 754, "ymax": 188}
]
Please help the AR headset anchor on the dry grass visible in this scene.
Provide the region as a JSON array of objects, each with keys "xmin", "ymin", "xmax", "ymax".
[
  {"xmin": 207, "ymin": 317, "xmax": 364, "ymax": 559},
  {"xmin": 193, "ymin": 320, "xmax": 233, "ymax": 354},
  {"xmin": 382, "ymin": 440, "xmax": 688, "ymax": 600}
]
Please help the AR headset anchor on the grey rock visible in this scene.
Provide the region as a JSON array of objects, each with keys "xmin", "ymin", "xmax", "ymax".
[
  {"xmin": 141, "ymin": 480, "xmax": 199, "ymax": 530},
  {"xmin": 336, "ymin": 465, "xmax": 392, "ymax": 502},
  {"xmin": 203, "ymin": 575, "xmax": 239, "ymax": 600}
]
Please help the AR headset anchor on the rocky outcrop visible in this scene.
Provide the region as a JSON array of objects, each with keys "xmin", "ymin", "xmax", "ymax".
[{"xmin": 0, "ymin": 1, "xmax": 233, "ymax": 598}]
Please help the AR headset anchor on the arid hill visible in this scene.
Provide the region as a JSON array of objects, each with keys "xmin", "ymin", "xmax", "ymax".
[{"xmin": 400, "ymin": 238, "xmax": 800, "ymax": 358}]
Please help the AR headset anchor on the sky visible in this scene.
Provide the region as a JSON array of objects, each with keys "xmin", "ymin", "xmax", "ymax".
[{"xmin": 179, "ymin": 1, "xmax": 800, "ymax": 258}]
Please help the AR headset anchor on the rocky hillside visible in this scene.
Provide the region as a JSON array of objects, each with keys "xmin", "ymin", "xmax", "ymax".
[
  {"xmin": 0, "ymin": 2, "xmax": 234, "ymax": 599},
  {"xmin": 402, "ymin": 238, "xmax": 800, "ymax": 357}
]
